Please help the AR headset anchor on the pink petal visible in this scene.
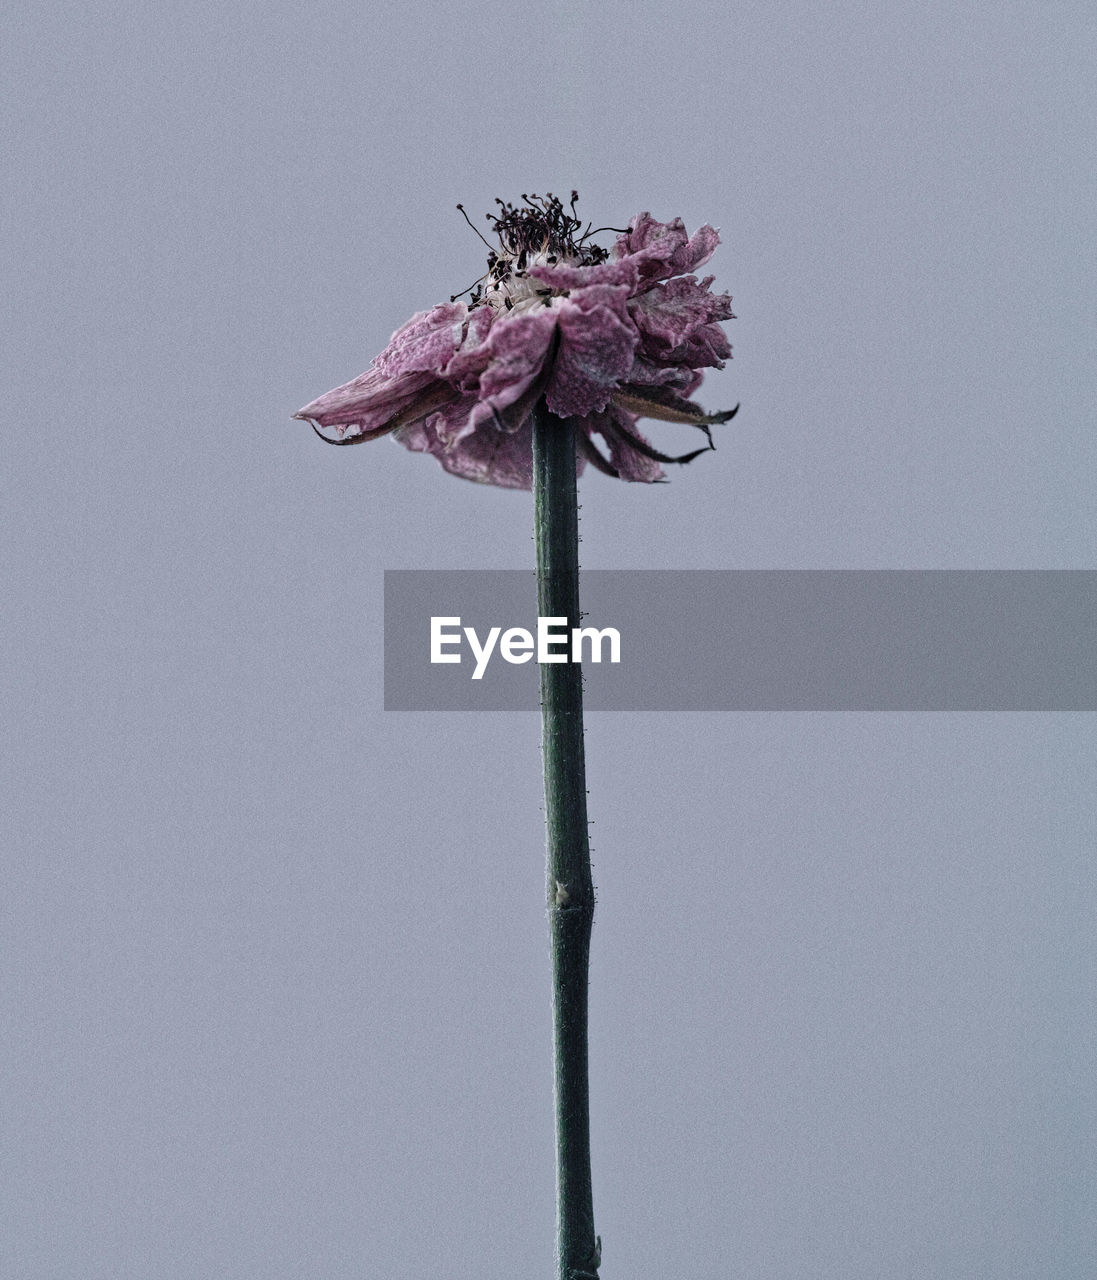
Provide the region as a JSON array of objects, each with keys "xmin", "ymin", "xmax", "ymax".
[
  {"xmin": 373, "ymin": 302, "xmax": 469, "ymax": 376},
  {"xmin": 546, "ymin": 286, "xmax": 637, "ymax": 417}
]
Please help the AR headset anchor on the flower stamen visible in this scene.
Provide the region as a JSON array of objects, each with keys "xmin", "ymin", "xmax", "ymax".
[{"xmin": 467, "ymin": 191, "xmax": 611, "ymax": 316}]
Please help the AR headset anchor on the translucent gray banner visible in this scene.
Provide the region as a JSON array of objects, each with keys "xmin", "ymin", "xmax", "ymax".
[{"xmin": 383, "ymin": 571, "xmax": 1097, "ymax": 711}]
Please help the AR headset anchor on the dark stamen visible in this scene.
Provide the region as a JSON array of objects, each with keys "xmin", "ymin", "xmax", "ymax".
[
  {"xmin": 485, "ymin": 192, "xmax": 609, "ymax": 266},
  {"xmin": 460, "ymin": 193, "xmax": 614, "ymax": 310},
  {"xmin": 456, "ymin": 203, "xmax": 493, "ymax": 250},
  {"xmin": 450, "ymin": 271, "xmax": 489, "ymax": 303}
]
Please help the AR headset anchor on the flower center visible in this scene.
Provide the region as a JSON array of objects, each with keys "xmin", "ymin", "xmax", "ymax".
[
  {"xmin": 479, "ymin": 245, "xmax": 573, "ymax": 315},
  {"xmin": 469, "ymin": 191, "xmax": 610, "ymax": 314}
]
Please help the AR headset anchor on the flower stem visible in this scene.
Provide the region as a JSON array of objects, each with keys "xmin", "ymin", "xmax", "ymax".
[{"xmin": 532, "ymin": 402, "xmax": 600, "ymax": 1280}]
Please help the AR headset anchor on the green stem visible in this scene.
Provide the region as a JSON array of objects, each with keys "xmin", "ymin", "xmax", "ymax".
[{"xmin": 532, "ymin": 402, "xmax": 600, "ymax": 1280}]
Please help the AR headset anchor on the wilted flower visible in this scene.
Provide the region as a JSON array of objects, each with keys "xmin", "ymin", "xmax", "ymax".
[{"xmin": 295, "ymin": 193, "xmax": 736, "ymax": 488}]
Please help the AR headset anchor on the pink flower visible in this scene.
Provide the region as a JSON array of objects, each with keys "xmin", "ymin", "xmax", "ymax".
[{"xmin": 295, "ymin": 194, "xmax": 736, "ymax": 488}]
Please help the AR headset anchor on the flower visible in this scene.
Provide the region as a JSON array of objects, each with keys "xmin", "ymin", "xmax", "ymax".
[{"xmin": 294, "ymin": 193, "xmax": 737, "ymax": 488}]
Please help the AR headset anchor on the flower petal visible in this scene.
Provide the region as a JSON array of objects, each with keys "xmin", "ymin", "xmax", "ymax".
[
  {"xmin": 546, "ymin": 285, "xmax": 638, "ymax": 418},
  {"xmin": 477, "ymin": 308, "xmax": 558, "ymax": 415},
  {"xmin": 396, "ymin": 410, "xmax": 538, "ymax": 489},
  {"xmin": 373, "ymin": 302, "xmax": 469, "ymax": 376},
  {"xmin": 612, "ymin": 383, "xmax": 739, "ymax": 427},
  {"xmin": 442, "ymin": 305, "xmax": 496, "ymax": 389},
  {"xmin": 615, "ymin": 214, "xmax": 722, "ymax": 281},
  {"xmin": 628, "ymin": 275, "xmax": 734, "ymax": 366},
  {"xmin": 295, "ymin": 302, "xmax": 470, "ymax": 438},
  {"xmin": 295, "ymin": 367, "xmax": 446, "ymax": 435},
  {"xmin": 527, "ymin": 257, "xmax": 639, "ymax": 293},
  {"xmin": 304, "ymin": 381, "xmax": 464, "ymax": 444},
  {"xmin": 586, "ymin": 406, "xmax": 666, "ymax": 483}
]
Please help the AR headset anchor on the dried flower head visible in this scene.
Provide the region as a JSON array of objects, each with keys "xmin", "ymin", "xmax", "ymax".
[{"xmin": 295, "ymin": 193, "xmax": 736, "ymax": 488}]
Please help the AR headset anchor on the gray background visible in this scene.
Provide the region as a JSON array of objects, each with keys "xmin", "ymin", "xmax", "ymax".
[{"xmin": 3, "ymin": 1, "xmax": 1095, "ymax": 1276}]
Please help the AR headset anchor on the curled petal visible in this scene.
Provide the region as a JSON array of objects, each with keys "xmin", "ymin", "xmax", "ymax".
[
  {"xmin": 295, "ymin": 303, "xmax": 471, "ymax": 436},
  {"xmin": 477, "ymin": 307, "xmax": 558, "ymax": 420},
  {"xmin": 575, "ymin": 427, "xmax": 620, "ymax": 479},
  {"xmin": 373, "ymin": 302, "xmax": 469, "ymax": 377},
  {"xmin": 587, "ymin": 407, "xmax": 666, "ymax": 483},
  {"xmin": 608, "ymin": 414, "xmax": 714, "ymax": 467},
  {"xmin": 470, "ymin": 325, "xmax": 561, "ymax": 435},
  {"xmin": 477, "ymin": 308, "xmax": 557, "ymax": 398},
  {"xmin": 629, "ymin": 275, "xmax": 734, "ymax": 367},
  {"xmin": 546, "ymin": 286, "xmax": 637, "ymax": 417},
  {"xmin": 296, "ymin": 368, "xmax": 444, "ymax": 434},
  {"xmin": 527, "ymin": 257, "xmax": 639, "ymax": 293},
  {"xmin": 442, "ymin": 305, "xmax": 496, "ymax": 388},
  {"xmin": 396, "ymin": 410, "xmax": 538, "ymax": 489},
  {"xmin": 615, "ymin": 213, "xmax": 721, "ymax": 281},
  {"xmin": 679, "ymin": 321, "xmax": 733, "ymax": 369},
  {"xmin": 299, "ymin": 379, "xmax": 463, "ymax": 444},
  {"xmin": 612, "ymin": 383, "xmax": 739, "ymax": 427}
]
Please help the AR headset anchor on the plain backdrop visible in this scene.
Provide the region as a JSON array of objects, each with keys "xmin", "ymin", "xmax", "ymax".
[{"xmin": 3, "ymin": 1, "xmax": 1095, "ymax": 1276}]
